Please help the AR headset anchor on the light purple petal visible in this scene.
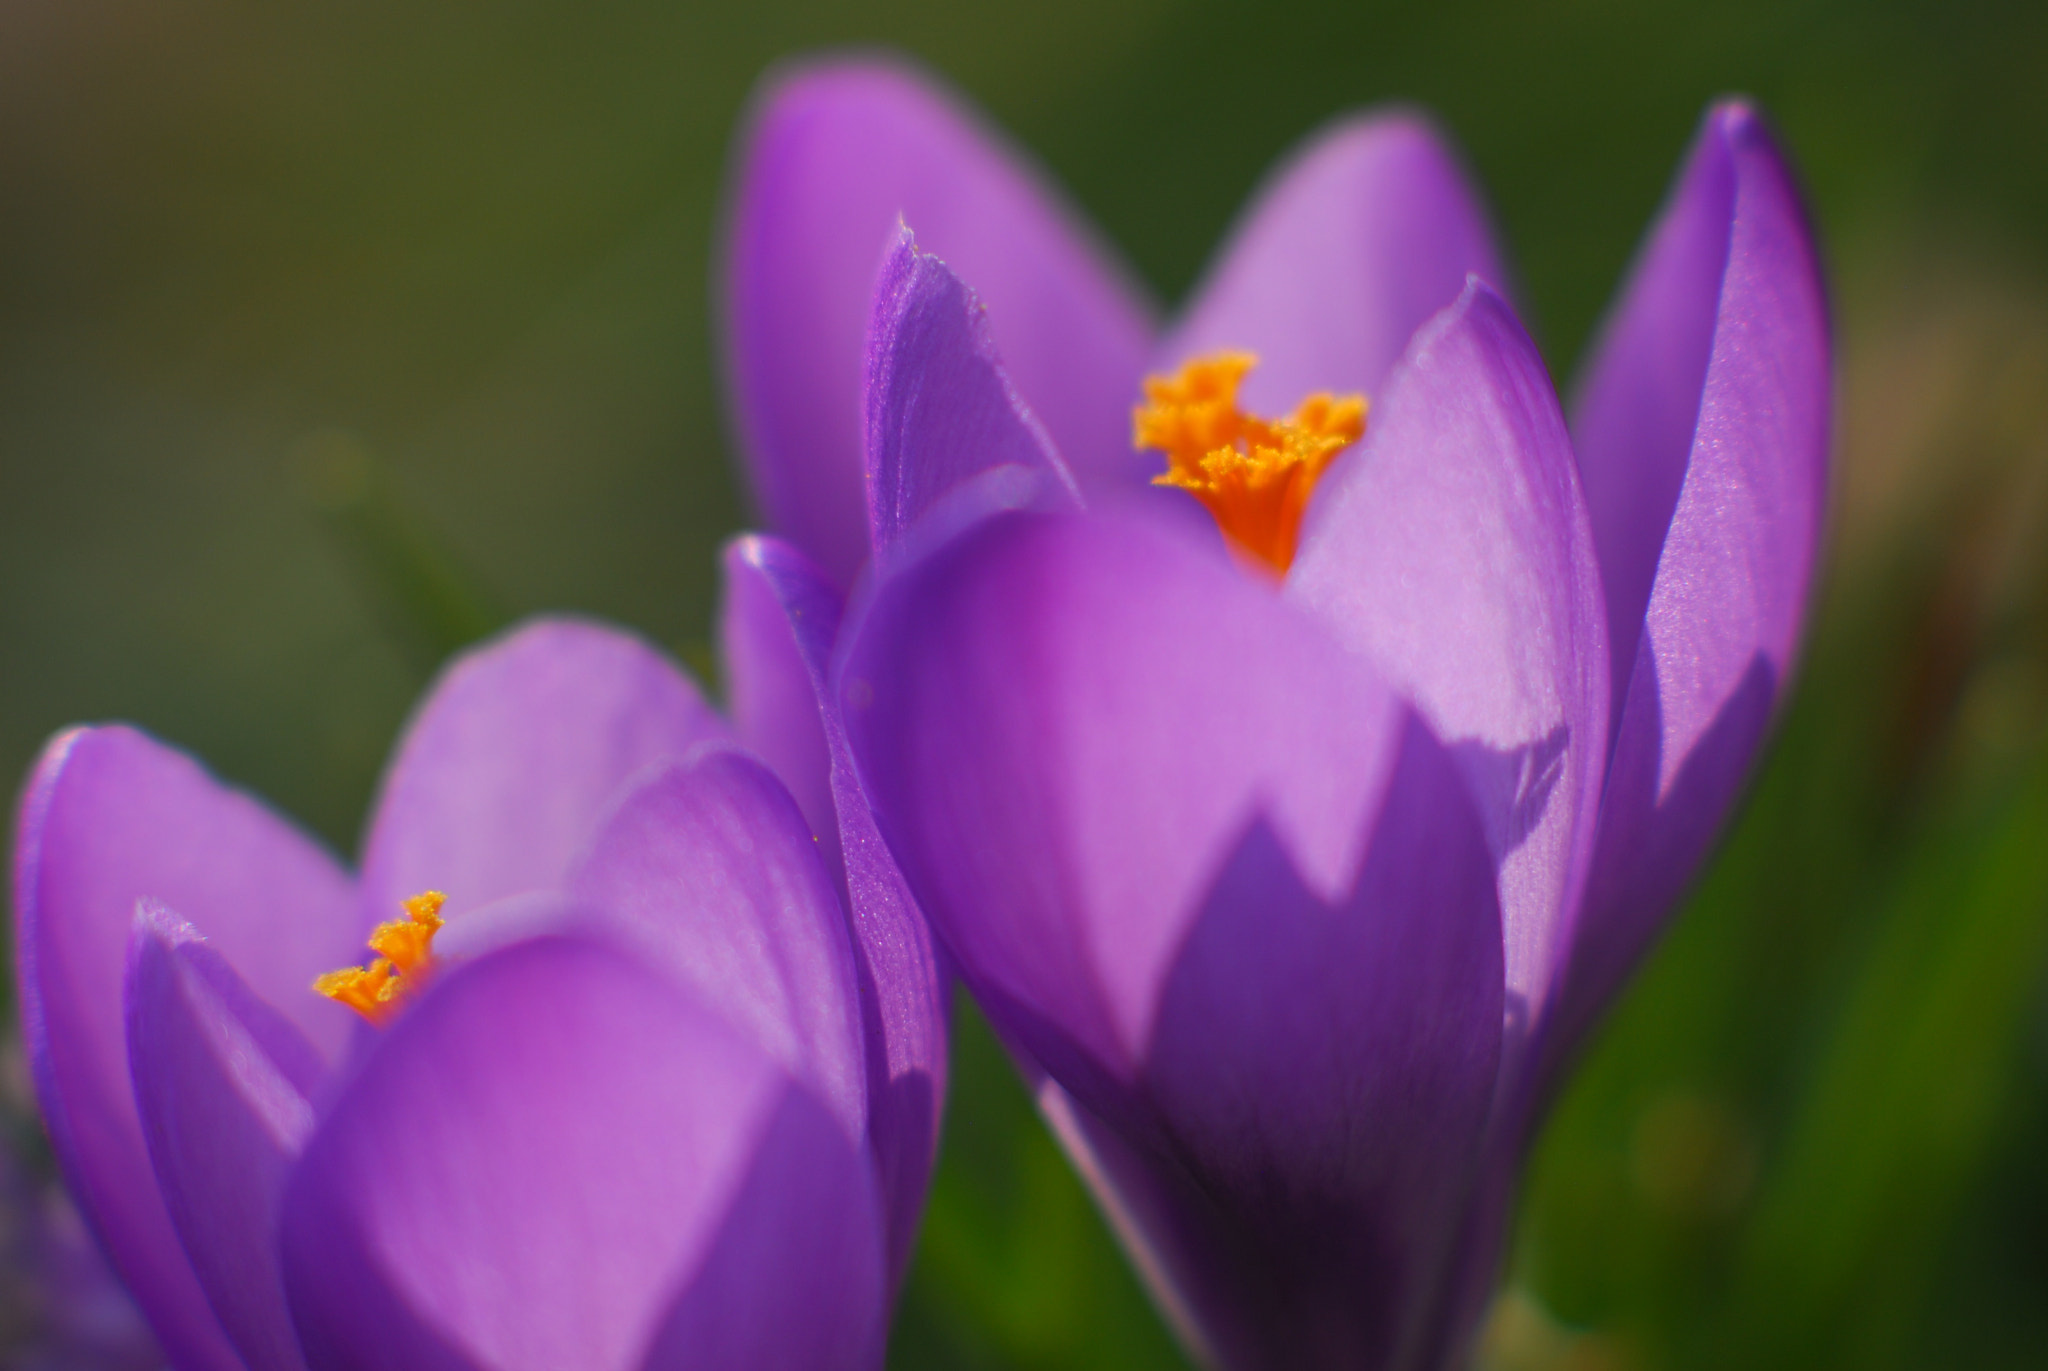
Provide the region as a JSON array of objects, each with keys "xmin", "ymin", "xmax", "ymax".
[
  {"xmin": 720, "ymin": 536, "xmax": 841, "ymax": 875},
  {"xmin": 1289, "ymin": 280, "xmax": 1609, "ymax": 1039},
  {"xmin": 1160, "ymin": 110, "xmax": 1506, "ymax": 415},
  {"xmin": 722, "ymin": 56, "xmax": 1155, "ymax": 583},
  {"xmin": 1557, "ymin": 103, "xmax": 1830, "ymax": 1059},
  {"xmin": 568, "ymin": 750, "xmax": 869, "ymax": 1145},
  {"xmin": 12, "ymin": 725, "xmax": 359, "ymax": 1371},
  {"xmin": 864, "ymin": 229, "xmax": 1080, "ymax": 566},
  {"xmin": 126, "ymin": 903, "xmax": 322, "ymax": 1371},
  {"xmin": 843, "ymin": 507, "xmax": 1404, "ymax": 1092},
  {"xmin": 358, "ymin": 617, "xmax": 728, "ymax": 929},
  {"xmin": 278, "ymin": 938, "xmax": 884, "ymax": 1371},
  {"xmin": 1569, "ymin": 105, "xmax": 1738, "ymax": 727},
  {"xmin": 725, "ymin": 534, "xmax": 949, "ymax": 1284},
  {"xmin": 1411, "ymin": 108, "xmax": 1833, "ymax": 1371}
]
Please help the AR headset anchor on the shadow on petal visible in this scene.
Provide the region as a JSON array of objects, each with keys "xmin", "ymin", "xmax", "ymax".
[
  {"xmin": 1449, "ymin": 723, "xmax": 1571, "ymax": 860},
  {"xmin": 992, "ymin": 713, "xmax": 1504, "ymax": 1371}
]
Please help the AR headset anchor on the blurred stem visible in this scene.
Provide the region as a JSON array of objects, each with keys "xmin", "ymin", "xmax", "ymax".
[
  {"xmin": 297, "ymin": 431, "xmax": 510, "ymax": 677},
  {"xmin": 888, "ymin": 1000, "xmax": 1190, "ymax": 1371},
  {"xmin": 1719, "ymin": 738, "xmax": 2048, "ymax": 1369}
]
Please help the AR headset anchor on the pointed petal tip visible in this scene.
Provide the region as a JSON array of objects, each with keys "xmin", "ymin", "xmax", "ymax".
[
  {"xmin": 862, "ymin": 234, "xmax": 1079, "ymax": 563},
  {"xmin": 1709, "ymin": 96, "xmax": 1765, "ymax": 141},
  {"xmin": 128, "ymin": 898, "xmax": 199, "ymax": 954},
  {"xmin": 1410, "ymin": 273, "xmax": 1540, "ymax": 371}
]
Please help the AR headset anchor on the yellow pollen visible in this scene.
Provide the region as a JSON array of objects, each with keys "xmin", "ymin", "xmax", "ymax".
[
  {"xmin": 1135, "ymin": 352, "xmax": 1366, "ymax": 575},
  {"xmin": 313, "ymin": 890, "xmax": 446, "ymax": 1027}
]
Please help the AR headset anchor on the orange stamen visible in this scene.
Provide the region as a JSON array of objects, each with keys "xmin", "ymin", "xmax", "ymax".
[
  {"xmin": 314, "ymin": 890, "xmax": 446, "ymax": 1027},
  {"xmin": 1136, "ymin": 352, "xmax": 1366, "ymax": 575}
]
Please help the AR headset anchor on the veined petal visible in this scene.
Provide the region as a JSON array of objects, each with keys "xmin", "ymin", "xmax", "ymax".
[
  {"xmin": 722, "ymin": 56, "xmax": 1155, "ymax": 583},
  {"xmin": 358, "ymin": 617, "xmax": 728, "ymax": 929},
  {"xmin": 12, "ymin": 725, "xmax": 358, "ymax": 1371},
  {"xmin": 864, "ymin": 229, "xmax": 1080, "ymax": 567},
  {"xmin": 1558, "ymin": 103, "xmax": 1830, "ymax": 1061},
  {"xmin": 126, "ymin": 904, "xmax": 322, "ymax": 1371},
  {"xmin": 1289, "ymin": 280, "xmax": 1609, "ymax": 1036},
  {"xmin": 1161, "ymin": 110, "xmax": 1507, "ymax": 413},
  {"xmin": 843, "ymin": 507, "xmax": 1404, "ymax": 1091},
  {"xmin": 568, "ymin": 750, "xmax": 869, "ymax": 1147},
  {"xmin": 278, "ymin": 938, "xmax": 884, "ymax": 1371},
  {"xmin": 724, "ymin": 534, "xmax": 950, "ymax": 1285}
]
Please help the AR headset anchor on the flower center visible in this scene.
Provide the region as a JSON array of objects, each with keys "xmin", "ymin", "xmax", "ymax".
[
  {"xmin": 313, "ymin": 890, "xmax": 446, "ymax": 1027},
  {"xmin": 1135, "ymin": 352, "xmax": 1367, "ymax": 575}
]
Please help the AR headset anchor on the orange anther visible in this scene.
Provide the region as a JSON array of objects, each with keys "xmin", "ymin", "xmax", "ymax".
[{"xmin": 1137, "ymin": 352, "xmax": 1366, "ymax": 575}]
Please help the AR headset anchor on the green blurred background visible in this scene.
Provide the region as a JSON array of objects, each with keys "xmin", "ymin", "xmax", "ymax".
[{"xmin": 3, "ymin": 0, "xmax": 2046, "ymax": 1366}]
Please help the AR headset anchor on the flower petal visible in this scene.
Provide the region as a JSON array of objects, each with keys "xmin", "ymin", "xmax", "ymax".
[
  {"xmin": 568, "ymin": 749, "xmax": 869, "ymax": 1145},
  {"xmin": 1568, "ymin": 104, "xmax": 1738, "ymax": 726},
  {"xmin": 126, "ymin": 903, "xmax": 321, "ymax": 1371},
  {"xmin": 633, "ymin": 1077, "xmax": 887, "ymax": 1371},
  {"xmin": 720, "ymin": 536, "xmax": 841, "ymax": 873},
  {"xmin": 1558, "ymin": 103, "xmax": 1830, "ymax": 1057},
  {"xmin": 12, "ymin": 725, "xmax": 358, "ymax": 1371},
  {"xmin": 864, "ymin": 229, "xmax": 1080, "ymax": 567},
  {"xmin": 846, "ymin": 509, "xmax": 1502, "ymax": 1365},
  {"xmin": 1161, "ymin": 110, "xmax": 1507, "ymax": 413},
  {"xmin": 722, "ymin": 56, "xmax": 1155, "ymax": 583},
  {"xmin": 278, "ymin": 938, "xmax": 882, "ymax": 1371},
  {"xmin": 1148, "ymin": 712, "xmax": 1503, "ymax": 1368},
  {"xmin": 1289, "ymin": 280, "xmax": 1610, "ymax": 1034},
  {"xmin": 843, "ymin": 507, "xmax": 1403, "ymax": 1090},
  {"xmin": 722, "ymin": 534, "xmax": 950, "ymax": 1284},
  {"xmin": 359, "ymin": 617, "xmax": 727, "ymax": 928}
]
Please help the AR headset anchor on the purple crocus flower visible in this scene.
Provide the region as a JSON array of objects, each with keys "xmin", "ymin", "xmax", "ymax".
[
  {"xmin": 13, "ymin": 615, "xmax": 947, "ymax": 1370},
  {"xmin": 721, "ymin": 58, "xmax": 1827, "ymax": 1370}
]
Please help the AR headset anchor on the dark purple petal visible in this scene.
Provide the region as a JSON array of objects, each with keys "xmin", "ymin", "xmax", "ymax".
[
  {"xmin": 568, "ymin": 750, "xmax": 869, "ymax": 1144},
  {"xmin": 1558, "ymin": 104, "xmax": 1830, "ymax": 1059},
  {"xmin": 1161, "ymin": 111, "xmax": 1506, "ymax": 414},
  {"xmin": 358, "ymin": 617, "xmax": 727, "ymax": 929},
  {"xmin": 278, "ymin": 938, "xmax": 883, "ymax": 1371},
  {"xmin": 126, "ymin": 903, "xmax": 322, "ymax": 1371},
  {"xmin": 1145, "ymin": 713, "xmax": 1502, "ymax": 1369},
  {"xmin": 864, "ymin": 229, "xmax": 1080, "ymax": 566},
  {"xmin": 843, "ymin": 507, "xmax": 1405, "ymax": 1093},
  {"xmin": 723, "ymin": 56, "xmax": 1155, "ymax": 582},
  {"xmin": 723, "ymin": 534, "xmax": 950, "ymax": 1284},
  {"xmin": 12, "ymin": 725, "xmax": 359, "ymax": 1371},
  {"xmin": 1288, "ymin": 279, "xmax": 1609, "ymax": 1044}
]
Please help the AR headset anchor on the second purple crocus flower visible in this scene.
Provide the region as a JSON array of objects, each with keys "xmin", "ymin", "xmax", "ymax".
[
  {"xmin": 721, "ymin": 58, "xmax": 1828, "ymax": 1370},
  {"xmin": 15, "ymin": 615, "xmax": 947, "ymax": 1370}
]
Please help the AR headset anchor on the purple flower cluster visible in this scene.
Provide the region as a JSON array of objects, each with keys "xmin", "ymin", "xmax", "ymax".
[{"xmin": 11, "ymin": 50, "xmax": 1826, "ymax": 1371}]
